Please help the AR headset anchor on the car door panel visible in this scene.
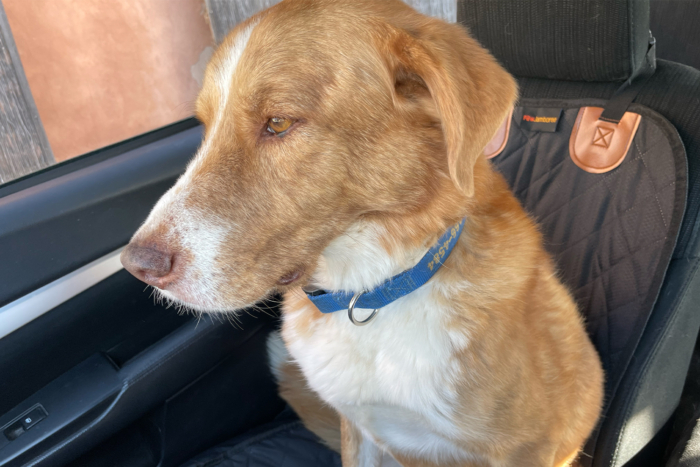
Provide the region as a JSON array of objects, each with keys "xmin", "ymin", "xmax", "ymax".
[
  {"xmin": 0, "ymin": 121, "xmax": 201, "ymax": 308},
  {"xmin": 0, "ymin": 120, "xmax": 284, "ymax": 466}
]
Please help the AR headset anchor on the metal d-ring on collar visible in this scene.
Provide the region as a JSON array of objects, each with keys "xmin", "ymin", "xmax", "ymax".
[{"xmin": 347, "ymin": 290, "xmax": 379, "ymax": 326}]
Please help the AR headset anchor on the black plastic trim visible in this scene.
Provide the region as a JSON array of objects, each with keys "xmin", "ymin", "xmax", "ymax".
[
  {"xmin": 0, "ymin": 118, "xmax": 199, "ymax": 199},
  {"xmin": 0, "ymin": 312, "xmax": 275, "ymax": 467},
  {"xmin": 0, "ymin": 124, "xmax": 202, "ymax": 308}
]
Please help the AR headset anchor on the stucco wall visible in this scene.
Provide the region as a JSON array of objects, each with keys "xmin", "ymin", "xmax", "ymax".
[{"xmin": 3, "ymin": 0, "xmax": 215, "ymax": 162}]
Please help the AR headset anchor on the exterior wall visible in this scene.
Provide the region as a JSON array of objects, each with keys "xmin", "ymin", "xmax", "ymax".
[{"xmin": 2, "ymin": 0, "xmax": 214, "ymax": 162}]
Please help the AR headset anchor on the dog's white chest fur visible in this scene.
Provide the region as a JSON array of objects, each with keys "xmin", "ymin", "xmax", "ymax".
[
  {"xmin": 284, "ymin": 292, "xmax": 471, "ymax": 462},
  {"xmin": 282, "ymin": 221, "xmax": 474, "ymax": 463}
]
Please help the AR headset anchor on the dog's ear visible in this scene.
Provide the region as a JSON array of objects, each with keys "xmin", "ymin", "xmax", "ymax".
[{"xmin": 379, "ymin": 20, "xmax": 517, "ymax": 197}]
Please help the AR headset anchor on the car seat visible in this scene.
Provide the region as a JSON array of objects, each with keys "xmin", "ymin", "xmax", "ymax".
[{"xmin": 185, "ymin": 1, "xmax": 700, "ymax": 466}]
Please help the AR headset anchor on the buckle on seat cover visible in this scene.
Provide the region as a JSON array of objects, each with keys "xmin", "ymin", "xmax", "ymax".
[{"xmin": 569, "ymin": 107, "xmax": 641, "ymax": 174}]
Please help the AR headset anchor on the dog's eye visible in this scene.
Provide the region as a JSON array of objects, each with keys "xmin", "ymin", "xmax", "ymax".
[{"xmin": 267, "ymin": 117, "xmax": 293, "ymax": 135}]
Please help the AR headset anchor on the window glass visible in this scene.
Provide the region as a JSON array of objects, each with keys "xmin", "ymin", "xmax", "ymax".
[{"xmin": 3, "ymin": 0, "xmax": 214, "ymax": 163}]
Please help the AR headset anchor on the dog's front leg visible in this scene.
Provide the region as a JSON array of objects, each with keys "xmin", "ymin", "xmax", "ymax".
[{"xmin": 340, "ymin": 415, "xmax": 383, "ymax": 467}]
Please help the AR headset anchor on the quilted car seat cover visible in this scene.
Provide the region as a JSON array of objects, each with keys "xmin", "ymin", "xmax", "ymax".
[{"xmin": 492, "ymin": 100, "xmax": 687, "ymax": 402}]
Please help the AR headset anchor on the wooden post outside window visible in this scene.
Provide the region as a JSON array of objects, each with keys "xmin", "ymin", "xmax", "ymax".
[{"xmin": 0, "ymin": 0, "xmax": 54, "ymax": 185}]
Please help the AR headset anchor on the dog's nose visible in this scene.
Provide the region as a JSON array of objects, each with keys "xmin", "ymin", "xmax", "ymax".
[{"xmin": 121, "ymin": 243, "xmax": 175, "ymax": 288}]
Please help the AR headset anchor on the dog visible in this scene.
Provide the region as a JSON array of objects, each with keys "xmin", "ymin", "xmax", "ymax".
[{"xmin": 120, "ymin": 1, "xmax": 604, "ymax": 465}]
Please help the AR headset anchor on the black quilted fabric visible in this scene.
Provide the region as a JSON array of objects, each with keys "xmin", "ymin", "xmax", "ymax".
[
  {"xmin": 492, "ymin": 102, "xmax": 687, "ymax": 402},
  {"xmin": 181, "ymin": 420, "xmax": 341, "ymax": 467}
]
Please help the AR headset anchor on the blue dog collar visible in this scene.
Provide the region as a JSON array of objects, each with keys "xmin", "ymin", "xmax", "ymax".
[{"xmin": 306, "ymin": 218, "xmax": 466, "ymax": 319}]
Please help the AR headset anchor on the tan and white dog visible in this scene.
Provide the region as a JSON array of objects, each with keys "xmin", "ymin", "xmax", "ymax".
[{"xmin": 121, "ymin": 1, "xmax": 604, "ymax": 465}]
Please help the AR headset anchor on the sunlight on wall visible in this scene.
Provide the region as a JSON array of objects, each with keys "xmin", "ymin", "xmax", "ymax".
[{"xmin": 4, "ymin": 0, "xmax": 215, "ymax": 162}]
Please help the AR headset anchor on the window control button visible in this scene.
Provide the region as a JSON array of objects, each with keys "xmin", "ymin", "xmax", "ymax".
[
  {"xmin": 20, "ymin": 407, "xmax": 47, "ymax": 430},
  {"xmin": 4, "ymin": 421, "xmax": 24, "ymax": 441}
]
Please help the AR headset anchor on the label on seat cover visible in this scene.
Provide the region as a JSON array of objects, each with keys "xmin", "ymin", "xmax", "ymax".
[{"xmin": 518, "ymin": 107, "xmax": 563, "ymax": 132}]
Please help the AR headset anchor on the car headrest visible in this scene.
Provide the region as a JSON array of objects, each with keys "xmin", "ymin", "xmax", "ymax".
[{"xmin": 457, "ymin": 0, "xmax": 651, "ymax": 82}]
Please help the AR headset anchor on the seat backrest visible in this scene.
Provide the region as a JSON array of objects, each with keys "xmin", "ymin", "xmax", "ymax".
[
  {"xmin": 458, "ymin": 1, "xmax": 700, "ymax": 465},
  {"xmin": 651, "ymin": 0, "xmax": 700, "ymax": 71}
]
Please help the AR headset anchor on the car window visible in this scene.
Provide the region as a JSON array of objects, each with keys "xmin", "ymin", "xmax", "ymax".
[{"xmin": 0, "ymin": 0, "xmax": 214, "ymax": 185}]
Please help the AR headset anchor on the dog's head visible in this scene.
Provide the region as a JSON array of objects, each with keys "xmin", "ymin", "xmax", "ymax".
[{"xmin": 120, "ymin": 0, "xmax": 516, "ymax": 312}]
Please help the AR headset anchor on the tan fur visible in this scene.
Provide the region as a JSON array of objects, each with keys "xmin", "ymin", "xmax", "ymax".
[
  {"xmin": 341, "ymin": 415, "xmax": 367, "ymax": 467},
  {"xmin": 124, "ymin": 0, "xmax": 604, "ymax": 465},
  {"xmin": 278, "ymin": 359, "xmax": 342, "ymax": 452}
]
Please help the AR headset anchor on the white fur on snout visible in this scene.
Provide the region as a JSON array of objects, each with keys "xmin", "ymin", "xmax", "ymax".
[
  {"xmin": 142, "ymin": 183, "xmax": 232, "ymax": 311},
  {"xmin": 134, "ymin": 20, "xmax": 259, "ymax": 312}
]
